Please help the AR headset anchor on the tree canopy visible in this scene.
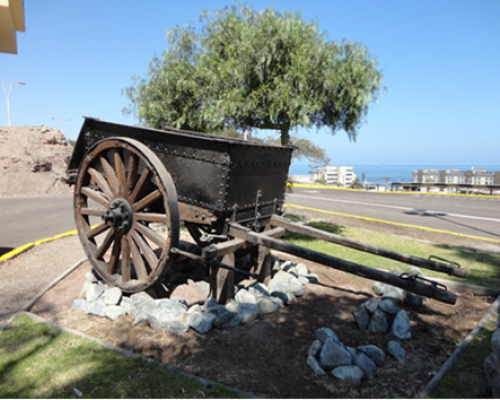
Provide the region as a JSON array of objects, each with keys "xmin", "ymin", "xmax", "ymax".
[{"xmin": 124, "ymin": 4, "xmax": 384, "ymax": 145}]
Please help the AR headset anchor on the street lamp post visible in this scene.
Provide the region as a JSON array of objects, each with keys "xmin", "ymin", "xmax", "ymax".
[{"xmin": 1, "ymin": 81, "xmax": 26, "ymax": 126}]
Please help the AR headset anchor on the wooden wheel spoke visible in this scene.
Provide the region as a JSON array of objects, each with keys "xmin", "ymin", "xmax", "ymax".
[
  {"xmin": 129, "ymin": 168, "xmax": 152, "ymax": 203},
  {"xmin": 121, "ymin": 236, "xmax": 131, "ymax": 282},
  {"xmin": 129, "ymin": 235, "xmax": 148, "ymax": 280},
  {"xmin": 107, "ymin": 233, "xmax": 122, "ymax": 274},
  {"xmin": 126, "ymin": 153, "xmax": 138, "ymax": 199},
  {"xmin": 134, "ymin": 212, "xmax": 168, "ymax": 223},
  {"xmin": 113, "ymin": 150, "xmax": 126, "ymax": 197},
  {"xmin": 95, "ymin": 227, "xmax": 115, "ymax": 259},
  {"xmin": 87, "ymin": 223, "xmax": 110, "ymax": 239},
  {"xmin": 133, "ymin": 189, "xmax": 161, "ymax": 212},
  {"xmin": 100, "ymin": 156, "xmax": 119, "ymax": 197},
  {"xmin": 81, "ymin": 187, "xmax": 110, "ymax": 208},
  {"xmin": 131, "ymin": 230, "xmax": 159, "ymax": 272},
  {"xmin": 134, "ymin": 222, "xmax": 166, "ymax": 249},
  {"xmin": 88, "ymin": 167, "xmax": 114, "ymax": 200},
  {"xmin": 81, "ymin": 208, "xmax": 106, "ymax": 217}
]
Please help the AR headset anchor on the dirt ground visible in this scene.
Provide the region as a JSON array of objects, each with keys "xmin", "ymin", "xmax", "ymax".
[{"xmin": 32, "ymin": 252, "xmax": 493, "ymax": 399}]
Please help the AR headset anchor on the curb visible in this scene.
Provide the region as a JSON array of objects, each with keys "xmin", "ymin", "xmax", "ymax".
[
  {"xmin": 284, "ymin": 203, "xmax": 500, "ymax": 244},
  {"xmin": 0, "ymin": 229, "xmax": 78, "ymax": 264},
  {"xmin": 418, "ymin": 293, "xmax": 500, "ymax": 398},
  {"xmin": 289, "ymin": 183, "xmax": 500, "ymax": 199},
  {"xmin": 2, "ymin": 311, "xmax": 258, "ymax": 399}
]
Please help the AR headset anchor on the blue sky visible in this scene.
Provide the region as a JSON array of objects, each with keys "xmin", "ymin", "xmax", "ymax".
[{"xmin": 1, "ymin": 0, "xmax": 499, "ymax": 165}]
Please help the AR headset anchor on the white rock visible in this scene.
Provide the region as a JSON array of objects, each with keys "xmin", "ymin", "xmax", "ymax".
[
  {"xmin": 119, "ymin": 296, "xmax": 135, "ymax": 313},
  {"xmin": 105, "ymin": 305, "xmax": 128, "ymax": 321},
  {"xmin": 78, "ymin": 281, "xmax": 91, "ymax": 299},
  {"xmin": 86, "ymin": 300, "xmax": 106, "ymax": 317},
  {"xmin": 86, "ymin": 284, "xmax": 104, "ymax": 303},
  {"xmin": 225, "ymin": 299, "xmax": 239, "ymax": 313},
  {"xmin": 104, "ymin": 287, "xmax": 123, "ymax": 306},
  {"xmin": 187, "ymin": 312, "xmax": 216, "ymax": 334},
  {"xmin": 187, "ymin": 304, "xmax": 202, "ymax": 314},
  {"xmin": 289, "ymin": 278, "xmax": 304, "ymax": 296},
  {"xmin": 298, "ymin": 276, "xmax": 309, "ymax": 286},
  {"xmin": 235, "ymin": 289, "xmax": 257, "ymax": 304},
  {"xmin": 295, "ymin": 263, "xmax": 309, "ymax": 276},
  {"xmin": 84, "ymin": 270, "xmax": 98, "ymax": 283},
  {"xmin": 73, "ymin": 298, "xmax": 88, "ymax": 312},
  {"xmin": 257, "ymin": 296, "xmax": 279, "ymax": 315},
  {"xmin": 280, "ymin": 260, "xmax": 293, "ymax": 270}
]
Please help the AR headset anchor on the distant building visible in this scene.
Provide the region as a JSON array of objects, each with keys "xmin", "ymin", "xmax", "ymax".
[
  {"xmin": 412, "ymin": 168, "xmax": 500, "ymax": 185},
  {"xmin": 315, "ymin": 166, "xmax": 356, "ymax": 186},
  {"xmin": 0, "ymin": 0, "xmax": 25, "ymax": 54}
]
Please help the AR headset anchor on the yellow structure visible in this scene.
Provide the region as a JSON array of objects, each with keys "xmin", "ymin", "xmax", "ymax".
[{"xmin": 0, "ymin": 0, "xmax": 25, "ymax": 54}]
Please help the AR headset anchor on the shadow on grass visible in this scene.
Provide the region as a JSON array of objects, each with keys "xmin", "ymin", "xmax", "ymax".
[
  {"xmin": 284, "ymin": 220, "xmax": 344, "ymax": 243},
  {"xmin": 0, "ymin": 314, "xmax": 240, "ymax": 399},
  {"xmin": 434, "ymin": 243, "xmax": 500, "ymax": 288}
]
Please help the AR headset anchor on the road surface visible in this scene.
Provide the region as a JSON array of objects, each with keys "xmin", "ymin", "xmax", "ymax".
[
  {"xmin": 286, "ymin": 187, "xmax": 500, "ymax": 241},
  {"xmin": 1, "ymin": 188, "xmax": 499, "ymax": 257},
  {"xmin": 0, "ymin": 195, "xmax": 74, "ymax": 256}
]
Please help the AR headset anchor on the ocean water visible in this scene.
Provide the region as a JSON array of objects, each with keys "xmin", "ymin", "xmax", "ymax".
[{"xmin": 289, "ymin": 164, "xmax": 500, "ymax": 184}]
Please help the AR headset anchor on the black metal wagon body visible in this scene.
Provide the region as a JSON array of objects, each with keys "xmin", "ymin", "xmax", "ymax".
[{"xmin": 67, "ymin": 118, "xmax": 465, "ymax": 303}]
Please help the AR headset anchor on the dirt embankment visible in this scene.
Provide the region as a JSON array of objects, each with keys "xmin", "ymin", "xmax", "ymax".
[{"xmin": 0, "ymin": 125, "xmax": 73, "ymax": 196}]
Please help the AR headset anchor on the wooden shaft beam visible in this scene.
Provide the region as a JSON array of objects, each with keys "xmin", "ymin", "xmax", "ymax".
[{"xmin": 230, "ymin": 224, "xmax": 457, "ymax": 305}]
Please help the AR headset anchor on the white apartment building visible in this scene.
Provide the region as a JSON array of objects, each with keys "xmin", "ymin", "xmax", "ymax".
[
  {"xmin": 315, "ymin": 166, "xmax": 357, "ymax": 186},
  {"xmin": 413, "ymin": 168, "xmax": 499, "ymax": 185}
]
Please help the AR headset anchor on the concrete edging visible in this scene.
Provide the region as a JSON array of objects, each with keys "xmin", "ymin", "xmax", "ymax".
[{"xmin": 1, "ymin": 311, "xmax": 258, "ymax": 399}]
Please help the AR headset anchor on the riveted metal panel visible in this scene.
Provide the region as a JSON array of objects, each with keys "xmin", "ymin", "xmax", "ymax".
[{"xmin": 67, "ymin": 118, "xmax": 293, "ymax": 224}]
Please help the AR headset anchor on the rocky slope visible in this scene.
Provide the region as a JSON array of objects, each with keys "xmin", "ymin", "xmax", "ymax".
[{"xmin": 0, "ymin": 125, "xmax": 73, "ymax": 196}]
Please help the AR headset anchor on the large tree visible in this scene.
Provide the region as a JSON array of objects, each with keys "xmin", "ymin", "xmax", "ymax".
[{"xmin": 124, "ymin": 4, "xmax": 384, "ymax": 145}]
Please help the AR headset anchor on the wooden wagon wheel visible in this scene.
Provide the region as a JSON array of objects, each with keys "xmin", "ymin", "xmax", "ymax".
[{"xmin": 74, "ymin": 137, "xmax": 179, "ymax": 293}]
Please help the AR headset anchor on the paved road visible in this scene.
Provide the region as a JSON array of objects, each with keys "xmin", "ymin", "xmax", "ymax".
[
  {"xmin": 286, "ymin": 187, "xmax": 500, "ymax": 241},
  {"xmin": 0, "ymin": 195, "xmax": 74, "ymax": 255},
  {"xmin": 1, "ymin": 188, "xmax": 499, "ymax": 256}
]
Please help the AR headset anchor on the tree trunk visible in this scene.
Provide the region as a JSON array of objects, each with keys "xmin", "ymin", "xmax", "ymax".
[{"xmin": 280, "ymin": 125, "xmax": 290, "ymax": 145}]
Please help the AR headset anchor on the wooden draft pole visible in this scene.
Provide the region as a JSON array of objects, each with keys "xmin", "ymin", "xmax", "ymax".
[
  {"xmin": 271, "ymin": 215, "xmax": 467, "ymax": 278},
  {"xmin": 229, "ymin": 224, "xmax": 457, "ymax": 305}
]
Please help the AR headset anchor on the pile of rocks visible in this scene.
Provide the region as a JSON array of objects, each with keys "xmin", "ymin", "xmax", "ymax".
[
  {"xmin": 354, "ymin": 297, "xmax": 412, "ymax": 340},
  {"xmin": 484, "ymin": 309, "xmax": 500, "ymax": 397},
  {"xmin": 73, "ymin": 259, "xmax": 319, "ymax": 335},
  {"xmin": 306, "ymin": 327, "xmax": 406, "ymax": 383}
]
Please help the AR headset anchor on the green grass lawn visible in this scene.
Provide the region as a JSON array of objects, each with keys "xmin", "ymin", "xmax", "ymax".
[
  {"xmin": 283, "ymin": 216, "xmax": 500, "ymax": 289},
  {"xmin": 0, "ymin": 314, "xmax": 243, "ymax": 399}
]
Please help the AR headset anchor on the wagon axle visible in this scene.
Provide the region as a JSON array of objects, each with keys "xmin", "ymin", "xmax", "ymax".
[{"xmin": 102, "ymin": 198, "xmax": 133, "ymax": 233}]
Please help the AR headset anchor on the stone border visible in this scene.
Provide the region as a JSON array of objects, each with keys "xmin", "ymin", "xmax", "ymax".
[
  {"xmin": 0, "ymin": 311, "xmax": 258, "ymax": 399},
  {"xmin": 418, "ymin": 293, "xmax": 500, "ymax": 398}
]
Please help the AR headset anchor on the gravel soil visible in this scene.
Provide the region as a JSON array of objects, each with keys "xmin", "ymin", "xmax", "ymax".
[{"xmin": 31, "ymin": 251, "xmax": 493, "ymax": 398}]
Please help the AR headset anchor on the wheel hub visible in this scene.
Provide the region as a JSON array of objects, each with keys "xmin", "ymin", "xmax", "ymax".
[{"xmin": 102, "ymin": 198, "xmax": 133, "ymax": 233}]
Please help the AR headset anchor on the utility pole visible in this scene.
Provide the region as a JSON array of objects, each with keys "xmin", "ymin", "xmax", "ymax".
[{"xmin": 1, "ymin": 81, "xmax": 26, "ymax": 126}]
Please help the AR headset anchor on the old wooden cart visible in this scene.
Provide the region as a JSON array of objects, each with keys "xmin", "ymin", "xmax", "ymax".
[{"xmin": 66, "ymin": 118, "xmax": 466, "ymax": 305}]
